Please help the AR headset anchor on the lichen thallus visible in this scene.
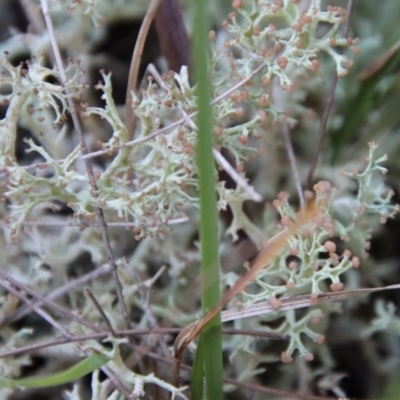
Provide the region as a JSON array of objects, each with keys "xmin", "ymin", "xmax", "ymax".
[{"xmin": 172, "ymin": 197, "xmax": 323, "ymax": 383}]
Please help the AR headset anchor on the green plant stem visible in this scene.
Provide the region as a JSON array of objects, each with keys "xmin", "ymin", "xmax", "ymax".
[
  {"xmin": 192, "ymin": 0, "xmax": 223, "ymax": 399},
  {"xmin": 191, "ymin": 332, "xmax": 205, "ymax": 399}
]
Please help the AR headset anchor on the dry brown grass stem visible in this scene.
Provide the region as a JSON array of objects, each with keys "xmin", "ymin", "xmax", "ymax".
[{"xmin": 124, "ymin": 0, "xmax": 162, "ymax": 140}]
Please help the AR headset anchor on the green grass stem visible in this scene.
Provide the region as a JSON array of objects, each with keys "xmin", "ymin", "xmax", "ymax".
[{"xmin": 191, "ymin": 0, "xmax": 223, "ymax": 399}]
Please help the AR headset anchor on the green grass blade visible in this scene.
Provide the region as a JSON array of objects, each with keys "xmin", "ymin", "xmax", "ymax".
[
  {"xmin": 0, "ymin": 352, "xmax": 109, "ymax": 389},
  {"xmin": 192, "ymin": 0, "xmax": 223, "ymax": 399},
  {"xmin": 191, "ymin": 331, "xmax": 205, "ymax": 400}
]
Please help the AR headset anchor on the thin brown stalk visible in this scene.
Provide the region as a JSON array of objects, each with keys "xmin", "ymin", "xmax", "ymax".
[
  {"xmin": 40, "ymin": 0, "xmax": 131, "ymax": 330},
  {"xmin": 128, "ymin": 264, "xmax": 172, "ymax": 360},
  {"xmin": 124, "ymin": 341, "xmax": 336, "ymax": 400},
  {"xmin": 22, "ymin": 215, "xmax": 188, "ymax": 228},
  {"xmin": 0, "ymin": 279, "xmax": 71, "ymax": 337},
  {"xmin": 108, "ymin": 265, "xmax": 172, "ymax": 397},
  {"xmin": 3, "ymin": 269, "xmax": 391, "ymax": 360},
  {"xmin": 0, "ymin": 305, "xmax": 342, "ymax": 400},
  {"xmin": 124, "ymin": 343, "xmax": 339, "ymax": 400},
  {"xmin": 223, "ymin": 378, "xmax": 339, "ymax": 400},
  {"xmin": 306, "ymin": 74, "xmax": 338, "ymax": 188},
  {"xmin": 0, "ymin": 262, "xmax": 166, "ymax": 327},
  {"xmin": 0, "ymin": 267, "xmax": 102, "ymax": 333},
  {"xmin": 282, "ymin": 123, "xmax": 305, "ymax": 209},
  {"xmin": 99, "ymin": 368, "xmax": 134, "ymax": 399},
  {"xmin": 0, "ymin": 270, "xmax": 131, "ymax": 397},
  {"xmin": 272, "ymin": 77, "xmax": 305, "ymax": 208},
  {"xmin": 0, "ymin": 334, "xmax": 344, "ymax": 400},
  {"xmin": 307, "ymin": 0, "xmax": 354, "ymax": 188},
  {"xmin": 221, "ymin": 283, "xmax": 400, "ymax": 322},
  {"xmin": 123, "ymin": 343, "xmax": 339, "ymax": 400},
  {"xmin": 0, "ymin": 328, "xmax": 287, "ymax": 359},
  {"xmin": 124, "ymin": 0, "xmax": 162, "ymax": 140},
  {"xmin": 0, "ymin": 334, "xmax": 106, "ymax": 358},
  {"xmin": 0, "ymin": 264, "xmax": 110, "ymax": 326},
  {"xmin": 85, "ymin": 287, "xmax": 116, "ymax": 336}
]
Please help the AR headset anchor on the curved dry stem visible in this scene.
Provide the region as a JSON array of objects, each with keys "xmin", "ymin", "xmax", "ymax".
[{"xmin": 124, "ymin": 0, "xmax": 162, "ymax": 140}]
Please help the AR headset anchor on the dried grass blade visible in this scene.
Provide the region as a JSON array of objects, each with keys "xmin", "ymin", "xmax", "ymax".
[
  {"xmin": 174, "ymin": 201, "xmax": 321, "ymax": 354},
  {"xmin": 221, "ymin": 283, "xmax": 400, "ymax": 322}
]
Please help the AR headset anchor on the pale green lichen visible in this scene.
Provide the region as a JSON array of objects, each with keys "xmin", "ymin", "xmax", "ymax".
[{"xmin": 0, "ymin": 1, "xmax": 399, "ymax": 399}]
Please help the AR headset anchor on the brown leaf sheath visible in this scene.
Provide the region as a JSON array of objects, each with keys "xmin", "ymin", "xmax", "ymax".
[
  {"xmin": 154, "ymin": 0, "xmax": 191, "ymax": 73},
  {"xmin": 174, "ymin": 201, "xmax": 321, "ymax": 357}
]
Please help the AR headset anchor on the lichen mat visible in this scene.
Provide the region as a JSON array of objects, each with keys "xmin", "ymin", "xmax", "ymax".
[{"xmin": 174, "ymin": 198, "xmax": 322, "ymax": 357}]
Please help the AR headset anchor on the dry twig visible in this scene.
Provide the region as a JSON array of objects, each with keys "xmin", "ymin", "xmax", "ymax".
[
  {"xmin": 40, "ymin": 0, "xmax": 131, "ymax": 330},
  {"xmin": 125, "ymin": 0, "xmax": 162, "ymax": 139},
  {"xmin": 307, "ymin": 0, "xmax": 354, "ymax": 187}
]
